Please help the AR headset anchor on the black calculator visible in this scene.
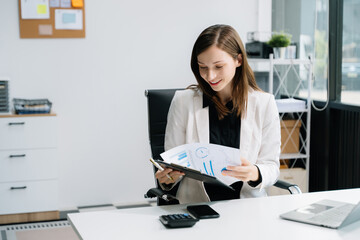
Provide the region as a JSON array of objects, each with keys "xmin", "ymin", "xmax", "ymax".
[{"xmin": 159, "ymin": 213, "xmax": 199, "ymax": 228}]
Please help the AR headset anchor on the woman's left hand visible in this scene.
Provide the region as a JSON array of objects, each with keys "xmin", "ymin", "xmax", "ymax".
[{"xmin": 221, "ymin": 158, "xmax": 259, "ymax": 182}]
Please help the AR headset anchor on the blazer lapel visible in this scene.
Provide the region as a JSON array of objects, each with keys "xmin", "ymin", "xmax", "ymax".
[
  {"xmin": 240, "ymin": 94, "xmax": 255, "ymax": 159},
  {"xmin": 194, "ymin": 93, "xmax": 209, "ymax": 143}
]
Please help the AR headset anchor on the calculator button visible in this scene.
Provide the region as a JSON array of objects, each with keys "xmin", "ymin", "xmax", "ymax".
[{"xmin": 159, "ymin": 214, "xmax": 199, "ymax": 228}]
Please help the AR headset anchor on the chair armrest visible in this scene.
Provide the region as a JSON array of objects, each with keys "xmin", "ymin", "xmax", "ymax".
[
  {"xmin": 144, "ymin": 188, "xmax": 179, "ymax": 205},
  {"xmin": 274, "ymin": 180, "xmax": 302, "ymax": 194}
]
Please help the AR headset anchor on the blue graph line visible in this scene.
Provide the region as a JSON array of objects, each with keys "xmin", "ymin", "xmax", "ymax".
[
  {"xmin": 209, "ymin": 161, "xmax": 215, "ymax": 176},
  {"xmin": 178, "ymin": 153, "xmax": 187, "ymax": 160},
  {"xmin": 177, "ymin": 151, "xmax": 187, "ymax": 160},
  {"xmin": 203, "ymin": 162, "xmax": 209, "ymax": 175}
]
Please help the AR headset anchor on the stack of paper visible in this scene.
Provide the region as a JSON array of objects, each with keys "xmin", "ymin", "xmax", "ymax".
[{"xmin": 276, "ymin": 98, "xmax": 306, "ymax": 112}]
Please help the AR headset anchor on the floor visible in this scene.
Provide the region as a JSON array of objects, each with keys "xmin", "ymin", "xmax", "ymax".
[
  {"xmin": 1, "ymin": 221, "xmax": 79, "ymax": 240},
  {"xmin": 0, "ymin": 202, "xmax": 155, "ymax": 240}
]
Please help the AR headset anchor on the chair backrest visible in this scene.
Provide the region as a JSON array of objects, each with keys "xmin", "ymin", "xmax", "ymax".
[
  {"xmin": 145, "ymin": 89, "xmax": 183, "ymax": 205},
  {"xmin": 145, "ymin": 89, "xmax": 183, "ymax": 160}
]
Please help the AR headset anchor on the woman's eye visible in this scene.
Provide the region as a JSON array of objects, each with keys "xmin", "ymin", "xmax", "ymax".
[
  {"xmin": 216, "ymin": 66, "xmax": 223, "ymax": 69},
  {"xmin": 199, "ymin": 66, "xmax": 207, "ymax": 70}
]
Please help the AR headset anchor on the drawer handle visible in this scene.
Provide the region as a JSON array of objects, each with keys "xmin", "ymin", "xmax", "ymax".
[
  {"xmin": 8, "ymin": 122, "xmax": 25, "ymax": 126},
  {"xmin": 10, "ymin": 154, "xmax": 26, "ymax": 158},
  {"xmin": 10, "ymin": 186, "xmax": 27, "ymax": 190}
]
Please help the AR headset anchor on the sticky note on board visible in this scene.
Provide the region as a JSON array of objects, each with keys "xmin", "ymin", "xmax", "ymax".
[
  {"xmin": 38, "ymin": 24, "xmax": 53, "ymax": 35},
  {"xmin": 37, "ymin": 4, "xmax": 48, "ymax": 14},
  {"xmin": 72, "ymin": 0, "xmax": 83, "ymax": 8}
]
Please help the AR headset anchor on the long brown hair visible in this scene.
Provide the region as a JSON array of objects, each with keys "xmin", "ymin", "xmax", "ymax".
[{"xmin": 190, "ymin": 24, "xmax": 260, "ymax": 119}]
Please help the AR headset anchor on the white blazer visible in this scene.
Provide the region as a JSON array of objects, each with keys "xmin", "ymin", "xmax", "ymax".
[{"xmin": 164, "ymin": 88, "xmax": 280, "ymax": 204}]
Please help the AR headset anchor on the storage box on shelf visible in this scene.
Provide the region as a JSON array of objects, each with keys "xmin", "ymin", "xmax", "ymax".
[
  {"xmin": 0, "ymin": 114, "xmax": 59, "ymax": 224},
  {"xmin": 280, "ymin": 119, "xmax": 301, "ymax": 154}
]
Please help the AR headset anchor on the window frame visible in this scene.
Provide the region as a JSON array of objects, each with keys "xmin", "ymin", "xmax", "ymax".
[
  {"xmin": 329, "ymin": 0, "xmax": 360, "ymax": 108},
  {"xmin": 329, "ymin": 0, "xmax": 343, "ymax": 102}
]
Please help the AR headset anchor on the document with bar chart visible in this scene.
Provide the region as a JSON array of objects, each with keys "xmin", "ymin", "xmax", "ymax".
[{"xmin": 160, "ymin": 143, "xmax": 241, "ymax": 185}]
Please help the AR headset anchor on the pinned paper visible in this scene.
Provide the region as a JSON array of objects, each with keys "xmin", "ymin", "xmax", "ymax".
[
  {"xmin": 60, "ymin": 0, "xmax": 71, "ymax": 8},
  {"xmin": 72, "ymin": 0, "xmax": 83, "ymax": 8},
  {"xmin": 49, "ymin": 0, "xmax": 60, "ymax": 8},
  {"xmin": 21, "ymin": 0, "xmax": 50, "ymax": 19},
  {"xmin": 55, "ymin": 9, "xmax": 83, "ymax": 30}
]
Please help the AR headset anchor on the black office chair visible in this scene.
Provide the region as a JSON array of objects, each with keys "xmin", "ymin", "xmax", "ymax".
[{"xmin": 144, "ymin": 88, "xmax": 301, "ymax": 205}]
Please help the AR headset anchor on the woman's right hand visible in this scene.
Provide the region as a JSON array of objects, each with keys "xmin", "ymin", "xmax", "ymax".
[{"xmin": 155, "ymin": 168, "xmax": 184, "ymax": 185}]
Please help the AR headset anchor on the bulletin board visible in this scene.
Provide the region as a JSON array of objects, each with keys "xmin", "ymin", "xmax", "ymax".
[{"xmin": 18, "ymin": 0, "xmax": 86, "ymax": 39}]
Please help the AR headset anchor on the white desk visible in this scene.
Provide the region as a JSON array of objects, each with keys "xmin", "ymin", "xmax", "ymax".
[{"xmin": 68, "ymin": 189, "xmax": 360, "ymax": 240}]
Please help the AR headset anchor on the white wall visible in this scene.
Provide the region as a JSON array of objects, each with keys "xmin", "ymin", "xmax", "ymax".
[{"xmin": 0, "ymin": 0, "xmax": 271, "ymax": 209}]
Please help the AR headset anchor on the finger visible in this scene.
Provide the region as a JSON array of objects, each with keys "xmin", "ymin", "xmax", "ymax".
[
  {"xmin": 225, "ymin": 165, "xmax": 248, "ymax": 173},
  {"xmin": 155, "ymin": 171, "xmax": 164, "ymax": 179},
  {"xmin": 225, "ymin": 165, "xmax": 237, "ymax": 171},
  {"xmin": 222, "ymin": 169, "xmax": 252, "ymax": 180},
  {"xmin": 158, "ymin": 176, "xmax": 167, "ymax": 184},
  {"xmin": 171, "ymin": 171, "xmax": 185, "ymax": 176},
  {"xmin": 169, "ymin": 172, "xmax": 184, "ymax": 181},
  {"xmin": 155, "ymin": 171, "xmax": 162, "ymax": 179},
  {"xmin": 155, "ymin": 168, "xmax": 173, "ymax": 178},
  {"xmin": 165, "ymin": 170, "xmax": 184, "ymax": 178},
  {"xmin": 163, "ymin": 176, "xmax": 175, "ymax": 185},
  {"xmin": 158, "ymin": 174, "xmax": 173, "ymax": 184},
  {"xmin": 226, "ymin": 165, "xmax": 252, "ymax": 173},
  {"xmin": 240, "ymin": 158, "xmax": 251, "ymax": 166},
  {"xmin": 162, "ymin": 168, "xmax": 173, "ymax": 174}
]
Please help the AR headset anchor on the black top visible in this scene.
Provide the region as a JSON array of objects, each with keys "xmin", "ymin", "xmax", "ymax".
[{"xmin": 202, "ymin": 94, "xmax": 262, "ymax": 201}]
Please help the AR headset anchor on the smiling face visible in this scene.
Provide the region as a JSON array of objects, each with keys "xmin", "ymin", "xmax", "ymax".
[{"xmin": 197, "ymin": 45, "xmax": 241, "ymax": 102}]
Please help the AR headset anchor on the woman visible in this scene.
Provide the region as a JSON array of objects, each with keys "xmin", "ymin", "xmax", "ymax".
[{"xmin": 156, "ymin": 24, "xmax": 280, "ymax": 204}]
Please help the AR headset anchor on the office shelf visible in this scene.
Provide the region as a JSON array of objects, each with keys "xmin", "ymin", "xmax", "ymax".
[
  {"xmin": 249, "ymin": 54, "xmax": 312, "ymax": 195},
  {"xmin": 280, "ymin": 153, "xmax": 308, "ymax": 160},
  {"xmin": 278, "ymin": 109, "xmax": 308, "ymax": 113}
]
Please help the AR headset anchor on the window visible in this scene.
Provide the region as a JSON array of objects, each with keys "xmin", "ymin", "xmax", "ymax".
[
  {"xmin": 341, "ymin": 0, "xmax": 360, "ymax": 105},
  {"xmin": 272, "ymin": 0, "xmax": 329, "ymax": 101}
]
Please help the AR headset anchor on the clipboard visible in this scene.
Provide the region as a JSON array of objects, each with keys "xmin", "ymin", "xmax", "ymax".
[{"xmin": 155, "ymin": 160, "xmax": 235, "ymax": 191}]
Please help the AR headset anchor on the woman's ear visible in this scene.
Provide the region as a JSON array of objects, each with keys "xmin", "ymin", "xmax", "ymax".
[{"xmin": 236, "ymin": 54, "xmax": 242, "ymax": 67}]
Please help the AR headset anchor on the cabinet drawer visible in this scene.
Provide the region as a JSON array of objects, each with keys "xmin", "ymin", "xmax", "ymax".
[
  {"xmin": 0, "ymin": 116, "xmax": 57, "ymax": 150},
  {"xmin": 0, "ymin": 149, "xmax": 57, "ymax": 182},
  {"xmin": 0, "ymin": 180, "xmax": 58, "ymax": 215}
]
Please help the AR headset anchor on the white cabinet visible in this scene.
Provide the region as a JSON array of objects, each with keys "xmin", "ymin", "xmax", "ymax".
[
  {"xmin": 249, "ymin": 55, "xmax": 312, "ymax": 195},
  {"xmin": 0, "ymin": 115, "xmax": 58, "ymax": 215}
]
